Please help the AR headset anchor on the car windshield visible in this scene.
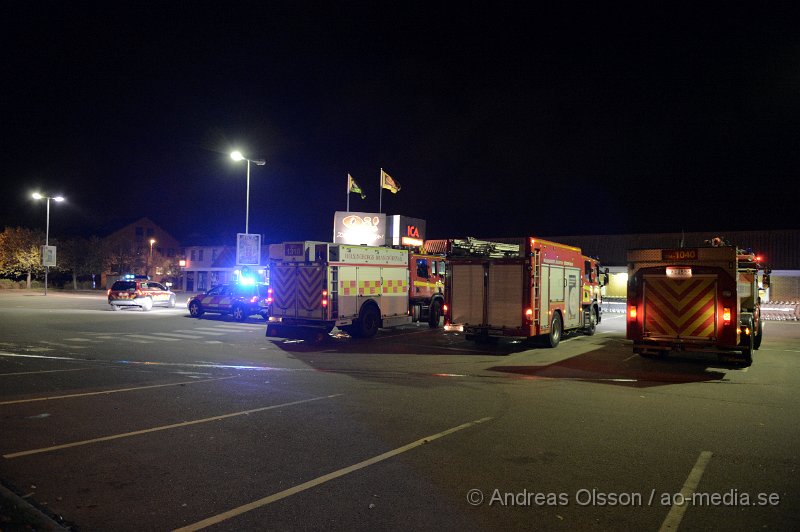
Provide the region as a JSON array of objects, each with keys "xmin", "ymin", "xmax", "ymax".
[{"xmin": 111, "ymin": 281, "xmax": 136, "ymax": 291}]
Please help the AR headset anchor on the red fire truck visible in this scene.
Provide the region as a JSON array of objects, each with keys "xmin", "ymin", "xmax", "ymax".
[
  {"xmin": 407, "ymin": 248, "xmax": 446, "ymax": 327},
  {"xmin": 444, "ymin": 237, "xmax": 606, "ymax": 346},
  {"xmin": 626, "ymin": 242, "xmax": 770, "ymax": 364}
]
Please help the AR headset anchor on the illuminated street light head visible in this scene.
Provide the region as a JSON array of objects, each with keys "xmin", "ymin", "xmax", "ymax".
[
  {"xmin": 32, "ymin": 192, "xmax": 43, "ymax": 200},
  {"xmin": 230, "ymin": 150, "xmax": 244, "ymax": 161},
  {"xmin": 54, "ymin": 196, "xmax": 65, "ymax": 202}
]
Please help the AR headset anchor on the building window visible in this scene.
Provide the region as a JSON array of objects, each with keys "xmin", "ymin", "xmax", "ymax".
[
  {"xmin": 191, "ymin": 250, "xmax": 196, "ymax": 261},
  {"xmin": 198, "ymin": 249, "xmax": 204, "ymax": 261}
]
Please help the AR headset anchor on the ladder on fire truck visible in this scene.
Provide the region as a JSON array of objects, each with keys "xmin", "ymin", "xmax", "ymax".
[
  {"xmin": 450, "ymin": 237, "xmax": 520, "ymax": 258},
  {"xmin": 532, "ymin": 248, "xmax": 541, "ymax": 326}
]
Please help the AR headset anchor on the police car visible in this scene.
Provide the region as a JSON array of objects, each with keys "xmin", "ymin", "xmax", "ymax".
[
  {"xmin": 108, "ymin": 275, "xmax": 177, "ymax": 311},
  {"xmin": 187, "ymin": 283, "xmax": 270, "ymax": 321}
]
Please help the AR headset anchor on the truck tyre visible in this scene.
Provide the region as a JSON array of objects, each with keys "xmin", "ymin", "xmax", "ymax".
[
  {"xmin": 584, "ymin": 308, "xmax": 596, "ymax": 336},
  {"xmin": 544, "ymin": 312, "xmax": 562, "ymax": 348},
  {"xmin": 740, "ymin": 317, "xmax": 754, "ymax": 365},
  {"xmin": 189, "ymin": 300, "xmax": 204, "ymax": 318},
  {"xmin": 429, "ymin": 299, "xmax": 443, "ymax": 328},
  {"xmin": 753, "ymin": 321, "xmax": 763, "ymax": 350},
  {"xmin": 140, "ymin": 297, "xmax": 153, "ymax": 312},
  {"xmin": 357, "ymin": 304, "xmax": 381, "ymax": 338}
]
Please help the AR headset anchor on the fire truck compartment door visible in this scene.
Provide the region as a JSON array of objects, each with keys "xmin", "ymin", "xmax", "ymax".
[
  {"xmin": 487, "ymin": 263, "xmax": 524, "ymax": 328},
  {"xmin": 564, "ymin": 267, "xmax": 581, "ymax": 329},
  {"xmin": 451, "ymin": 263, "xmax": 485, "ymax": 325},
  {"xmin": 642, "ymin": 274, "xmax": 717, "ymax": 340}
]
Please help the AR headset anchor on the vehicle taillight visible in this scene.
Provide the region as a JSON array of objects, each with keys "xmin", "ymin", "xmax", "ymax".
[
  {"xmin": 443, "ymin": 304, "xmax": 448, "ymax": 313},
  {"xmin": 723, "ymin": 307, "xmax": 731, "ymax": 324},
  {"xmin": 250, "ymin": 296, "xmax": 258, "ymax": 303},
  {"xmin": 267, "ymin": 288, "xmax": 273, "ymax": 304},
  {"xmin": 629, "ymin": 306, "xmax": 637, "ymax": 320},
  {"xmin": 524, "ymin": 308, "xmax": 533, "ymax": 324},
  {"xmin": 321, "ymin": 289, "xmax": 328, "ymax": 307},
  {"xmin": 106, "ymin": 289, "xmax": 111, "ymax": 296}
]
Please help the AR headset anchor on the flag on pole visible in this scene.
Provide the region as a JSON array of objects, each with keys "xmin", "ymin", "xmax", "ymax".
[
  {"xmin": 380, "ymin": 169, "xmax": 401, "ymax": 193},
  {"xmin": 348, "ymin": 174, "xmax": 366, "ymax": 199}
]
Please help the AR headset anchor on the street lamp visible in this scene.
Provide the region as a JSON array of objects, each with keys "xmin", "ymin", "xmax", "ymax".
[
  {"xmin": 148, "ymin": 238, "xmax": 156, "ymax": 277},
  {"xmin": 31, "ymin": 192, "xmax": 65, "ymax": 296},
  {"xmin": 230, "ymin": 150, "xmax": 265, "ymax": 234}
]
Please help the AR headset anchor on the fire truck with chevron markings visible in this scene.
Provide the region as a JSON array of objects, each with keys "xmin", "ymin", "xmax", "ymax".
[
  {"xmin": 626, "ymin": 241, "xmax": 770, "ymax": 364},
  {"xmin": 265, "ymin": 241, "xmax": 445, "ymax": 339}
]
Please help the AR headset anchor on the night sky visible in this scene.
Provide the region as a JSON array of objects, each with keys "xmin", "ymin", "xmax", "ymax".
[{"xmin": 3, "ymin": 4, "xmax": 798, "ymax": 245}]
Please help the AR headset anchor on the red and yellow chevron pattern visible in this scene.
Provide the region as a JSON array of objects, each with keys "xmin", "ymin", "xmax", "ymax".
[{"xmin": 644, "ymin": 277, "xmax": 716, "ymax": 338}]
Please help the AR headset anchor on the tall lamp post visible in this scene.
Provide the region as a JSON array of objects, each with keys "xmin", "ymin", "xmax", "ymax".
[
  {"xmin": 32, "ymin": 192, "xmax": 65, "ymax": 296},
  {"xmin": 230, "ymin": 150, "xmax": 265, "ymax": 234},
  {"xmin": 148, "ymin": 238, "xmax": 156, "ymax": 278}
]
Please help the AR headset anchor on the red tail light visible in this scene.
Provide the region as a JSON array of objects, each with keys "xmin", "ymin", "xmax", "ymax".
[
  {"xmin": 443, "ymin": 304, "xmax": 448, "ymax": 313},
  {"xmin": 524, "ymin": 308, "xmax": 533, "ymax": 324},
  {"xmin": 321, "ymin": 289, "xmax": 328, "ymax": 307},
  {"xmin": 629, "ymin": 306, "xmax": 637, "ymax": 320},
  {"xmin": 723, "ymin": 307, "xmax": 731, "ymax": 324},
  {"xmin": 267, "ymin": 288, "xmax": 273, "ymax": 304}
]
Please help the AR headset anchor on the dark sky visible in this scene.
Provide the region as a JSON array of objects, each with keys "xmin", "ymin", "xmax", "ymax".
[{"xmin": 2, "ymin": 3, "xmax": 798, "ymax": 245}]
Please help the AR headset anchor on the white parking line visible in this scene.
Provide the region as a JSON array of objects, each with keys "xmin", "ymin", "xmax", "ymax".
[
  {"xmin": 150, "ymin": 332, "xmax": 205, "ymax": 339},
  {"xmin": 3, "ymin": 394, "xmax": 341, "ymax": 459},
  {"xmin": 214, "ymin": 324, "xmax": 263, "ymax": 330},
  {"xmin": 175, "ymin": 329, "xmax": 226, "ymax": 336},
  {"xmin": 173, "ymin": 416, "xmax": 493, "ymax": 531},
  {"xmin": 0, "ymin": 368, "xmax": 91, "ymax": 377},
  {"xmin": 0, "ymin": 376, "xmax": 236, "ymax": 405},
  {"xmin": 126, "ymin": 334, "xmax": 179, "ymax": 342},
  {"xmin": 659, "ymin": 451, "xmax": 713, "ymax": 531}
]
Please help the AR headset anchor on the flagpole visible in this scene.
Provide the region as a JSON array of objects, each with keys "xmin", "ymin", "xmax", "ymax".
[
  {"xmin": 347, "ymin": 174, "xmax": 350, "ymax": 212},
  {"xmin": 379, "ymin": 168, "xmax": 383, "ymax": 213}
]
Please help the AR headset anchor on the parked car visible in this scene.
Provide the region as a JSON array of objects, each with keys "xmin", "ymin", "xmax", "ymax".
[
  {"xmin": 187, "ymin": 283, "xmax": 270, "ymax": 321},
  {"xmin": 108, "ymin": 277, "xmax": 177, "ymax": 311}
]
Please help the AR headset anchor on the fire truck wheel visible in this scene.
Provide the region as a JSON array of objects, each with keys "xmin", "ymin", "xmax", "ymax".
[
  {"xmin": 189, "ymin": 301, "xmax": 204, "ymax": 318},
  {"xmin": 428, "ymin": 300, "xmax": 442, "ymax": 328},
  {"xmin": 357, "ymin": 304, "xmax": 381, "ymax": 338},
  {"xmin": 140, "ymin": 297, "xmax": 153, "ymax": 312},
  {"xmin": 584, "ymin": 309, "xmax": 596, "ymax": 336},
  {"xmin": 545, "ymin": 313, "xmax": 562, "ymax": 348},
  {"xmin": 740, "ymin": 318, "xmax": 754, "ymax": 364},
  {"xmin": 753, "ymin": 321, "xmax": 763, "ymax": 350},
  {"xmin": 232, "ymin": 304, "xmax": 247, "ymax": 322}
]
